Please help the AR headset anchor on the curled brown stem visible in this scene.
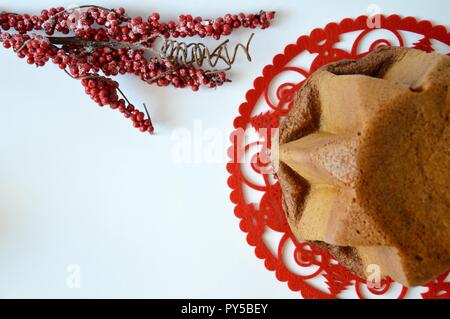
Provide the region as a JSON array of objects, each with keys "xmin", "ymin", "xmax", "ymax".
[{"xmin": 160, "ymin": 33, "xmax": 254, "ymax": 69}]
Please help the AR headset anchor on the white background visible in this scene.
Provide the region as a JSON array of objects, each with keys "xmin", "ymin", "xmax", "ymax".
[{"xmin": 0, "ymin": 0, "xmax": 448, "ymax": 298}]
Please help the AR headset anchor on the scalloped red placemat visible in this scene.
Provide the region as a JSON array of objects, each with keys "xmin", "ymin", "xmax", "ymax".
[{"xmin": 227, "ymin": 14, "xmax": 450, "ymax": 299}]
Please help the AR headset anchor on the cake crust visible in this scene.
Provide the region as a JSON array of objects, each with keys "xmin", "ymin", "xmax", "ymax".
[{"xmin": 276, "ymin": 47, "xmax": 450, "ymax": 285}]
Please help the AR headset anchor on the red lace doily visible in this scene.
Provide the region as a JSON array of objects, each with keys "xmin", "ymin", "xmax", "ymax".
[{"xmin": 227, "ymin": 15, "xmax": 450, "ymax": 299}]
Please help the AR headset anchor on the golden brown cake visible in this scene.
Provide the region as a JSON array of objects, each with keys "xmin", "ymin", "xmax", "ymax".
[{"xmin": 275, "ymin": 47, "xmax": 450, "ymax": 286}]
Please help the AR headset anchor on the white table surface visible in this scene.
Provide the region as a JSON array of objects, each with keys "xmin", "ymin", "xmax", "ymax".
[{"xmin": 0, "ymin": 0, "xmax": 448, "ymax": 298}]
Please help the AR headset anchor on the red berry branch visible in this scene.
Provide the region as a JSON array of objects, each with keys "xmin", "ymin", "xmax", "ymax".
[{"xmin": 0, "ymin": 6, "xmax": 275, "ymax": 134}]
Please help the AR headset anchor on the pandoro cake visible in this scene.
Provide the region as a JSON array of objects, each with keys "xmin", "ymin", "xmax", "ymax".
[{"xmin": 275, "ymin": 47, "xmax": 450, "ymax": 286}]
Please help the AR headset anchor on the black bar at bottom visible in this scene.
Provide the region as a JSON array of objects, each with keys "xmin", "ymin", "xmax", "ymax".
[{"xmin": 0, "ymin": 299, "xmax": 443, "ymax": 317}]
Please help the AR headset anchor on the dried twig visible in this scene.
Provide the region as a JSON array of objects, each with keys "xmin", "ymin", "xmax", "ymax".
[{"xmin": 47, "ymin": 33, "xmax": 254, "ymax": 70}]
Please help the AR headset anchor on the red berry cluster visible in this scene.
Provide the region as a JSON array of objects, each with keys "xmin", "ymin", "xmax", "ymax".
[
  {"xmin": 82, "ymin": 76, "xmax": 154, "ymax": 133},
  {"xmin": 1, "ymin": 32, "xmax": 57, "ymax": 66},
  {"xmin": 0, "ymin": 7, "xmax": 275, "ymax": 41},
  {"xmin": 53, "ymin": 46, "xmax": 228, "ymax": 90},
  {"xmin": 0, "ymin": 6, "xmax": 275, "ymax": 135},
  {"xmin": 140, "ymin": 56, "xmax": 227, "ymax": 89}
]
